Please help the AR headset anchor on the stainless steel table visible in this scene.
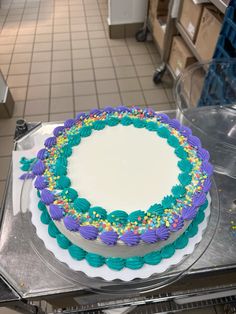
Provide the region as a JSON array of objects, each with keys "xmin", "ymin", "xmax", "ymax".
[{"xmin": 0, "ymin": 112, "xmax": 236, "ymax": 313}]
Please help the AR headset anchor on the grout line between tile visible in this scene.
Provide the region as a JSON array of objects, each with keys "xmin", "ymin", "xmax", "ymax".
[
  {"xmin": 4, "ymin": 1, "xmax": 25, "ymax": 80},
  {"xmin": 81, "ymin": 0, "xmax": 99, "ymax": 112},
  {"xmin": 4, "ymin": 0, "xmax": 35, "ymax": 118},
  {"xmin": 126, "ymin": 38, "xmax": 151, "ymax": 108},
  {"xmin": 48, "ymin": 0, "xmax": 56, "ymax": 120},
  {"xmin": 97, "ymin": 0, "xmax": 123, "ymax": 108},
  {"xmin": 22, "ymin": 0, "xmax": 45, "ymax": 120},
  {"xmin": 0, "ymin": 0, "xmax": 13, "ymax": 36},
  {"xmin": 66, "ymin": 0, "xmax": 76, "ymax": 118}
]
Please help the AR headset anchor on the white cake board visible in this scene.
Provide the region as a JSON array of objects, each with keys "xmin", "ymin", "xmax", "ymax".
[{"xmin": 29, "ymin": 186, "xmax": 211, "ymax": 282}]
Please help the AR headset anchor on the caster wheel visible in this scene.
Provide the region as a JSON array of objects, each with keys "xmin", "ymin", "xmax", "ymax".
[
  {"xmin": 153, "ymin": 69, "xmax": 165, "ymax": 84},
  {"xmin": 135, "ymin": 29, "xmax": 148, "ymax": 42}
]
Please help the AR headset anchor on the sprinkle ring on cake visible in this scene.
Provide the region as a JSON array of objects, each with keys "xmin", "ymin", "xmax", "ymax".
[{"xmin": 32, "ymin": 106, "xmax": 212, "ymax": 271}]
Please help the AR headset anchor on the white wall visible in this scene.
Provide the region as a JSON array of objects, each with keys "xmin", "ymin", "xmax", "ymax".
[{"xmin": 108, "ymin": 0, "xmax": 148, "ymax": 25}]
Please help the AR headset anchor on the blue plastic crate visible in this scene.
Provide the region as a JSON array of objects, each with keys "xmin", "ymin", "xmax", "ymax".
[
  {"xmin": 198, "ymin": 0, "xmax": 236, "ymax": 106},
  {"xmin": 213, "ymin": 35, "xmax": 236, "ymax": 58}
]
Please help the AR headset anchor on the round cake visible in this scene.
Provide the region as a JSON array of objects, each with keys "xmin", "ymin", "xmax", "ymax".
[{"xmin": 32, "ymin": 106, "xmax": 212, "ymax": 271}]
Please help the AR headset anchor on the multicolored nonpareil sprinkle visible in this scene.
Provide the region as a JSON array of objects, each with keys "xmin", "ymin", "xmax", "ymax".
[{"xmin": 32, "ymin": 106, "xmax": 212, "ymax": 246}]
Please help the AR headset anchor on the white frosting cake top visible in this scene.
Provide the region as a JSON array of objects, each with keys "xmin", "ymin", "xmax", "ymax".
[{"xmin": 68, "ymin": 124, "xmax": 180, "ymax": 213}]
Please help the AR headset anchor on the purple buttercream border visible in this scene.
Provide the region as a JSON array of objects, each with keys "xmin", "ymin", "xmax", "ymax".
[{"xmin": 33, "ymin": 106, "xmax": 213, "ymax": 247}]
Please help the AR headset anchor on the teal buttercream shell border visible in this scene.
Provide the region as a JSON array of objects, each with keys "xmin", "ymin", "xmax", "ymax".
[
  {"xmin": 48, "ymin": 116, "xmax": 192, "ymax": 230},
  {"xmin": 39, "ymin": 199, "xmax": 208, "ymax": 270}
]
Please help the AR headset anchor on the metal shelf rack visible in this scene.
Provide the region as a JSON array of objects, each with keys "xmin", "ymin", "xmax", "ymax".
[{"xmin": 145, "ymin": 0, "xmax": 229, "ymax": 83}]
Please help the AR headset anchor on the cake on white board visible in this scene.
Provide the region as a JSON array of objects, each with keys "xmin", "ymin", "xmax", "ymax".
[{"xmin": 31, "ymin": 106, "xmax": 212, "ymax": 271}]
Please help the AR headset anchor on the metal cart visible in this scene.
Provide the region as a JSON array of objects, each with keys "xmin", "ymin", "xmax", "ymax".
[
  {"xmin": 136, "ymin": 0, "xmax": 229, "ymax": 84},
  {"xmin": 0, "ymin": 109, "xmax": 236, "ymax": 313}
]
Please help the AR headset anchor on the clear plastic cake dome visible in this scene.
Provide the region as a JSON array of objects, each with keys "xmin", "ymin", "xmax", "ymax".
[
  {"xmin": 17, "ymin": 120, "xmax": 220, "ymax": 295},
  {"xmin": 175, "ymin": 59, "xmax": 236, "ymax": 178}
]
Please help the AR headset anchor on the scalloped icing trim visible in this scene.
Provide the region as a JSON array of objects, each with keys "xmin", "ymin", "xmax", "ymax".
[
  {"xmin": 39, "ymin": 198, "xmax": 208, "ymax": 270},
  {"xmin": 33, "ymin": 107, "xmax": 212, "ymax": 247}
]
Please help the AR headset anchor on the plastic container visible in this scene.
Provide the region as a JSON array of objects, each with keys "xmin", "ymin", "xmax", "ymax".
[{"xmin": 175, "ymin": 60, "xmax": 236, "ymax": 178}]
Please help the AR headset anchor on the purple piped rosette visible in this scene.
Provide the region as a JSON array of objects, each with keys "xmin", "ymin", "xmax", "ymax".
[
  {"xmin": 187, "ymin": 135, "xmax": 201, "ymax": 149},
  {"xmin": 32, "ymin": 160, "xmax": 46, "ymax": 175},
  {"xmin": 32, "ymin": 106, "xmax": 212, "ymax": 250},
  {"xmin": 64, "ymin": 216, "xmax": 80, "ymax": 231},
  {"xmin": 120, "ymin": 231, "xmax": 140, "ymax": 246},
  {"xmin": 53, "ymin": 126, "xmax": 65, "ymax": 137},
  {"xmin": 37, "ymin": 148, "xmax": 48, "ymax": 160},
  {"xmin": 49, "ymin": 204, "xmax": 64, "ymax": 220},
  {"xmin": 104, "ymin": 106, "xmax": 115, "ymax": 114},
  {"xmin": 116, "ymin": 105, "xmax": 131, "ymax": 113},
  {"xmin": 156, "ymin": 113, "xmax": 170, "ymax": 123},
  {"xmin": 90, "ymin": 108, "xmax": 102, "ymax": 116},
  {"xmin": 156, "ymin": 226, "xmax": 170, "ymax": 240},
  {"xmin": 76, "ymin": 112, "xmax": 88, "ymax": 121},
  {"xmin": 166, "ymin": 116, "xmax": 212, "ymax": 232},
  {"xmin": 79, "ymin": 225, "xmax": 98, "ymax": 240},
  {"xmin": 41, "ymin": 189, "xmax": 55, "ymax": 205},
  {"xmin": 168, "ymin": 118, "xmax": 181, "ymax": 130},
  {"xmin": 34, "ymin": 176, "xmax": 48, "ymax": 190},
  {"xmin": 44, "ymin": 136, "xmax": 57, "ymax": 148},
  {"xmin": 19, "ymin": 173, "xmax": 35, "ymax": 180},
  {"xmin": 64, "ymin": 119, "xmax": 76, "ymax": 128},
  {"xmin": 100, "ymin": 230, "xmax": 118, "ymax": 246},
  {"xmin": 169, "ymin": 216, "xmax": 184, "ymax": 232},
  {"xmin": 141, "ymin": 229, "xmax": 158, "ymax": 244},
  {"xmin": 179, "ymin": 125, "xmax": 192, "ymax": 138},
  {"xmin": 182, "ymin": 205, "xmax": 198, "ymax": 220}
]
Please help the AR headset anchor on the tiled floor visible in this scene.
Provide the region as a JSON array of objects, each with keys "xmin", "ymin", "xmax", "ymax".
[{"xmin": 0, "ymin": 0, "xmax": 175, "ymax": 204}]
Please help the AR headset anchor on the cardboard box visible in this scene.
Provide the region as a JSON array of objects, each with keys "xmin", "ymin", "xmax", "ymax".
[
  {"xmin": 179, "ymin": 0, "xmax": 203, "ymax": 42},
  {"xmin": 169, "ymin": 36, "xmax": 196, "ymax": 77},
  {"xmin": 152, "ymin": 16, "xmax": 167, "ymax": 51},
  {"xmin": 195, "ymin": 6, "xmax": 223, "ymax": 60},
  {"xmin": 183, "ymin": 68, "xmax": 205, "ymax": 107},
  {"xmin": 156, "ymin": 0, "xmax": 169, "ymax": 16}
]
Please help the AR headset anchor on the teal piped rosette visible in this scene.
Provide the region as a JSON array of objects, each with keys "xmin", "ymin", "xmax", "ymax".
[
  {"xmin": 107, "ymin": 210, "xmax": 128, "ymax": 225},
  {"xmin": 56, "ymin": 234, "xmax": 71, "ymax": 249},
  {"xmin": 106, "ymin": 116, "xmax": 120, "ymax": 126},
  {"xmin": 40, "ymin": 210, "xmax": 51, "ymax": 224},
  {"xmin": 89, "ymin": 206, "xmax": 107, "ymax": 220},
  {"xmin": 171, "ymin": 185, "xmax": 186, "ymax": 198},
  {"xmin": 48, "ymin": 221, "xmax": 60, "ymax": 238},
  {"xmin": 62, "ymin": 145, "xmax": 72, "ymax": 157},
  {"xmin": 85, "ymin": 253, "xmax": 105, "ymax": 267},
  {"xmin": 120, "ymin": 116, "xmax": 133, "ymax": 126},
  {"xmin": 41, "ymin": 114, "xmax": 201, "ymax": 243},
  {"xmin": 20, "ymin": 157, "xmax": 37, "ymax": 171},
  {"xmin": 68, "ymin": 245, "xmax": 86, "ymax": 260},
  {"xmin": 68, "ymin": 133, "xmax": 81, "ymax": 146},
  {"xmin": 74, "ymin": 198, "xmax": 91, "ymax": 213},
  {"xmin": 61, "ymin": 188, "xmax": 78, "ymax": 202},
  {"xmin": 146, "ymin": 121, "xmax": 158, "ymax": 132},
  {"xmin": 132, "ymin": 118, "xmax": 147, "ymax": 128},
  {"xmin": 56, "ymin": 176, "xmax": 71, "ymax": 189},
  {"xmin": 92, "ymin": 120, "xmax": 106, "ymax": 131},
  {"xmin": 38, "ymin": 200, "xmax": 47, "ymax": 211},
  {"xmin": 128, "ymin": 210, "xmax": 145, "ymax": 223},
  {"xmin": 144, "ymin": 251, "xmax": 162, "ymax": 265},
  {"xmin": 147, "ymin": 203, "xmax": 164, "ymax": 216},
  {"xmin": 39, "ymin": 198, "xmax": 208, "ymax": 270},
  {"xmin": 80, "ymin": 125, "xmax": 92, "ymax": 137},
  {"xmin": 157, "ymin": 126, "xmax": 170, "ymax": 138},
  {"xmin": 167, "ymin": 135, "xmax": 180, "ymax": 148},
  {"xmin": 106, "ymin": 257, "xmax": 125, "ymax": 270}
]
